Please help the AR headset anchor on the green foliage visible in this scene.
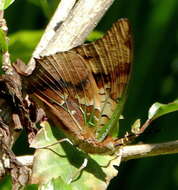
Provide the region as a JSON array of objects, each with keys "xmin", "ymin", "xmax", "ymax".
[
  {"xmin": 24, "ymin": 184, "xmax": 38, "ymax": 190},
  {"xmin": 0, "ymin": 0, "xmax": 15, "ymax": 10},
  {"xmin": 28, "ymin": 0, "xmax": 59, "ymax": 19},
  {"xmin": 97, "ymin": 102, "xmax": 122, "ymax": 141},
  {"xmin": 30, "ymin": 122, "xmax": 121, "ymax": 190},
  {"xmin": 0, "ymin": 25, "xmax": 8, "ymax": 72},
  {"xmin": 9, "ymin": 30, "xmax": 42, "ymax": 62},
  {"xmin": 148, "ymin": 100, "xmax": 178, "ymax": 120},
  {"xmin": 39, "ymin": 177, "xmax": 72, "ymax": 190},
  {"xmin": 0, "ymin": 176, "xmax": 12, "ymax": 190},
  {"xmin": 0, "ymin": 29, "xmax": 8, "ymax": 53},
  {"xmin": 86, "ymin": 31, "xmax": 104, "ymax": 42}
]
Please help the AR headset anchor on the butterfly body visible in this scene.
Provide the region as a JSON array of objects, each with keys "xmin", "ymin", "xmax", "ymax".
[{"xmin": 23, "ymin": 18, "xmax": 132, "ymax": 154}]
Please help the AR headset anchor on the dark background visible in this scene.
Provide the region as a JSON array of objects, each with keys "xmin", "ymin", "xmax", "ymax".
[{"xmin": 1, "ymin": 0, "xmax": 178, "ymax": 189}]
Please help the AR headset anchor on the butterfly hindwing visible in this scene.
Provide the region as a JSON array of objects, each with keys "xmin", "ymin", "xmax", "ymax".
[{"xmin": 71, "ymin": 18, "xmax": 132, "ymax": 140}]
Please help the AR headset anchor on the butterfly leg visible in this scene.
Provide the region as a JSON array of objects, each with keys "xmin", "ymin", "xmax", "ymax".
[
  {"xmin": 99, "ymin": 148, "xmax": 123, "ymax": 168},
  {"xmin": 67, "ymin": 158, "xmax": 88, "ymax": 184},
  {"xmin": 38, "ymin": 138, "xmax": 73, "ymax": 149}
]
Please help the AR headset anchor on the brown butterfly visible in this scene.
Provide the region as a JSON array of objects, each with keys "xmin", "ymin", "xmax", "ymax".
[{"xmin": 22, "ymin": 18, "xmax": 133, "ymax": 154}]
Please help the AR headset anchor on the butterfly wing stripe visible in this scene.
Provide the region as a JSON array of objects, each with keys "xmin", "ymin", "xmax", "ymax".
[{"xmin": 63, "ymin": 52, "xmax": 91, "ymax": 117}]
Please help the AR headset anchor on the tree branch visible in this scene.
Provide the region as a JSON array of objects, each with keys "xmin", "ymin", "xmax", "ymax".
[
  {"xmin": 16, "ymin": 140, "xmax": 178, "ymax": 166},
  {"xmin": 121, "ymin": 140, "xmax": 178, "ymax": 161},
  {"xmin": 41, "ymin": 0, "xmax": 115, "ymax": 55},
  {"xmin": 27, "ymin": 0, "xmax": 115, "ymax": 74},
  {"xmin": 0, "ymin": 10, "xmax": 4, "ymax": 19},
  {"xmin": 32, "ymin": 0, "xmax": 77, "ymax": 59}
]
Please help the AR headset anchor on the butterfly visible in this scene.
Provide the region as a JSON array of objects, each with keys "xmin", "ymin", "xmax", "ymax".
[{"xmin": 22, "ymin": 18, "xmax": 133, "ymax": 154}]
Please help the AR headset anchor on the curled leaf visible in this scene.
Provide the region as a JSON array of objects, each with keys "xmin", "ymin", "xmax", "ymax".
[{"xmin": 148, "ymin": 99, "xmax": 178, "ymax": 120}]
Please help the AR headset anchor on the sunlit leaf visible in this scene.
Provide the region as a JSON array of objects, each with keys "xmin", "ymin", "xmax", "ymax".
[
  {"xmin": 0, "ymin": 0, "xmax": 15, "ymax": 10},
  {"xmin": 148, "ymin": 99, "xmax": 178, "ymax": 120},
  {"xmin": 39, "ymin": 177, "xmax": 72, "ymax": 190},
  {"xmin": 30, "ymin": 122, "xmax": 121, "ymax": 190},
  {"xmin": 86, "ymin": 31, "xmax": 103, "ymax": 42}
]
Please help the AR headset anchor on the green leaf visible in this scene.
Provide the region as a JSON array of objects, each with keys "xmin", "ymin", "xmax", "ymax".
[
  {"xmin": 0, "ymin": 175, "xmax": 12, "ymax": 190},
  {"xmin": 148, "ymin": 99, "xmax": 178, "ymax": 120},
  {"xmin": 30, "ymin": 122, "xmax": 121, "ymax": 190},
  {"xmin": 86, "ymin": 31, "xmax": 104, "ymax": 42},
  {"xmin": 96, "ymin": 103, "xmax": 120, "ymax": 142},
  {"xmin": 28, "ymin": 0, "xmax": 41, "ymax": 7},
  {"xmin": 96, "ymin": 95, "xmax": 126, "ymax": 141},
  {"xmin": 24, "ymin": 184, "xmax": 38, "ymax": 190},
  {"xmin": 0, "ymin": 0, "xmax": 15, "ymax": 10},
  {"xmin": 28, "ymin": 0, "xmax": 59, "ymax": 19},
  {"xmin": 39, "ymin": 177, "xmax": 72, "ymax": 190},
  {"xmin": 0, "ymin": 29, "xmax": 8, "ymax": 53}
]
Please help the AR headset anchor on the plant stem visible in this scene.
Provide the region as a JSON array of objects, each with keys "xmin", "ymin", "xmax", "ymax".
[
  {"xmin": 122, "ymin": 140, "xmax": 178, "ymax": 161},
  {"xmin": 0, "ymin": 10, "xmax": 4, "ymax": 19},
  {"xmin": 15, "ymin": 140, "xmax": 178, "ymax": 165}
]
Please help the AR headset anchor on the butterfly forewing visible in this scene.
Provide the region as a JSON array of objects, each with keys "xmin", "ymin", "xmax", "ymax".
[
  {"xmin": 23, "ymin": 18, "xmax": 132, "ymax": 154},
  {"xmin": 25, "ymin": 52, "xmax": 98, "ymax": 135}
]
